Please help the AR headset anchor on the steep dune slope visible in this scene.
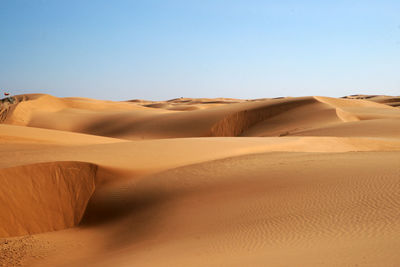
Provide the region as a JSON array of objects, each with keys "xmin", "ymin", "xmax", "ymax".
[
  {"xmin": 0, "ymin": 162, "xmax": 97, "ymax": 237},
  {"xmin": 240, "ymin": 97, "xmax": 341, "ymax": 136}
]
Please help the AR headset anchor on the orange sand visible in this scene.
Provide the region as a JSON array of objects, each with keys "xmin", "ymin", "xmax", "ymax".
[{"xmin": 0, "ymin": 94, "xmax": 399, "ymax": 266}]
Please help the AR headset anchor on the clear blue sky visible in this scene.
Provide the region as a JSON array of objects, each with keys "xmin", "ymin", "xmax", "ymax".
[{"xmin": 1, "ymin": 0, "xmax": 399, "ymax": 100}]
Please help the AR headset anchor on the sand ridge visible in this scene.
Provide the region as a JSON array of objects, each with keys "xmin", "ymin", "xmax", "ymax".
[
  {"xmin": 3, "ymin": 94, "xmax": 399, "ymax": 140},
  {"xmin": 0, "ymin": 94, "xmax": 399, "ymax": 266}
]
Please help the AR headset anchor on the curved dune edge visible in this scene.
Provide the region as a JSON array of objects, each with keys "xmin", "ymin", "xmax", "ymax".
[
  {"xmin": 314, "ymin": 96, "xmax": 395, "ymax": 109},
  {"xmin": 0, "ymin": 137, "xmax": 399, "ymax": 180},
  {"xmin": 2, "ymin": 94, "xmax": 399, "ymax": 140},
  {"xmin": 1, "ymin": 94, "xmax": 152, "ymax": 126},
  {"xmin": 0, "ymin": 93, "xmax": 400, "ymax": 266},
  {"xmin": 0, "ymin": 162, "xmax": 97, "ymax": 238},
  {"xmin": 314, "ymin": 96, "xmax": 400, "ymax": 122},
  {"xmin": 27, "ymin": 151, "xmax": 400, "ymax": 267},
  {"xmin": 209, "ymin": 98, "xmax": 315, "ymax": 136}
]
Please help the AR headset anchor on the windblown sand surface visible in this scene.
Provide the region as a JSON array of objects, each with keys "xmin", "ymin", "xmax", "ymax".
[{"xmin": 1, "ymin": 94, "xmax": 399, "ymax": 266}]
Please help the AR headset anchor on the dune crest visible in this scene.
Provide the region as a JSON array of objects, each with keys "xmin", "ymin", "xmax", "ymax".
[
  {"xmin": 1, "ymin": 94, "xmax": 399, "ymax": 140},
  {"xmin": 209, "ymin": 97, "xmax": 314, "ymax": 136}
]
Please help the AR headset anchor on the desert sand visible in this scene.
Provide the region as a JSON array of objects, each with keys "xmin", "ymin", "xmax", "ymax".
[{"xmin": 1, "ymin": 94, "xmax": 400, "ymax": 266}]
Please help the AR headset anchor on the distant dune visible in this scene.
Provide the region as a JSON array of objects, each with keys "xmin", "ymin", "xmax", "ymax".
[{"xmin": 0, "ymin": 94, "xmax": 399, "ymax": 266}]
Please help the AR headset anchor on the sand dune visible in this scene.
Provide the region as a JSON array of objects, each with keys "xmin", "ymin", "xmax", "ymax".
[
  {"xmin": 291, "ymin": 119, "xmax": 400, "ymax": 138},
  {"xmin": 73, "ymin": 152, "xmax": 400, "ymax": 267},
  {"xmin": 0, "ymin": 124, "xmax": 125, "ymax": 145},
  {"xmin": 0, "ymin": 162, "xmax": 96, "ymax": 237},
  {"xmin": 0, "ymin": 94, "xmax": 399, "ymax": 266},
  {"xmin": 3, "ymin": 94, "xmax": 399, "ymax": 140},
  {"xmin": 343, "ymin": 95, "xmax": 400, "ymax": 107}
]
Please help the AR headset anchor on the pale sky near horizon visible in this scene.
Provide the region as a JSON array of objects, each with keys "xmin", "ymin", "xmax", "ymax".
[{"xmin": 1, "ymin": 0, "xmax": 399, "ymax": 100}]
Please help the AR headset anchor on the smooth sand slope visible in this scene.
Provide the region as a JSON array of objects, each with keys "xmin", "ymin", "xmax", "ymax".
[{"xmin": 0, "ymin": 94, "xmax": 399, "ymax": 266}]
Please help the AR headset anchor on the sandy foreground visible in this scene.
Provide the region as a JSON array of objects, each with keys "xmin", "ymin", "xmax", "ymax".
[{"xmin": 0, "ymin": 94, "xmax": 400, "ymax": 266}]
